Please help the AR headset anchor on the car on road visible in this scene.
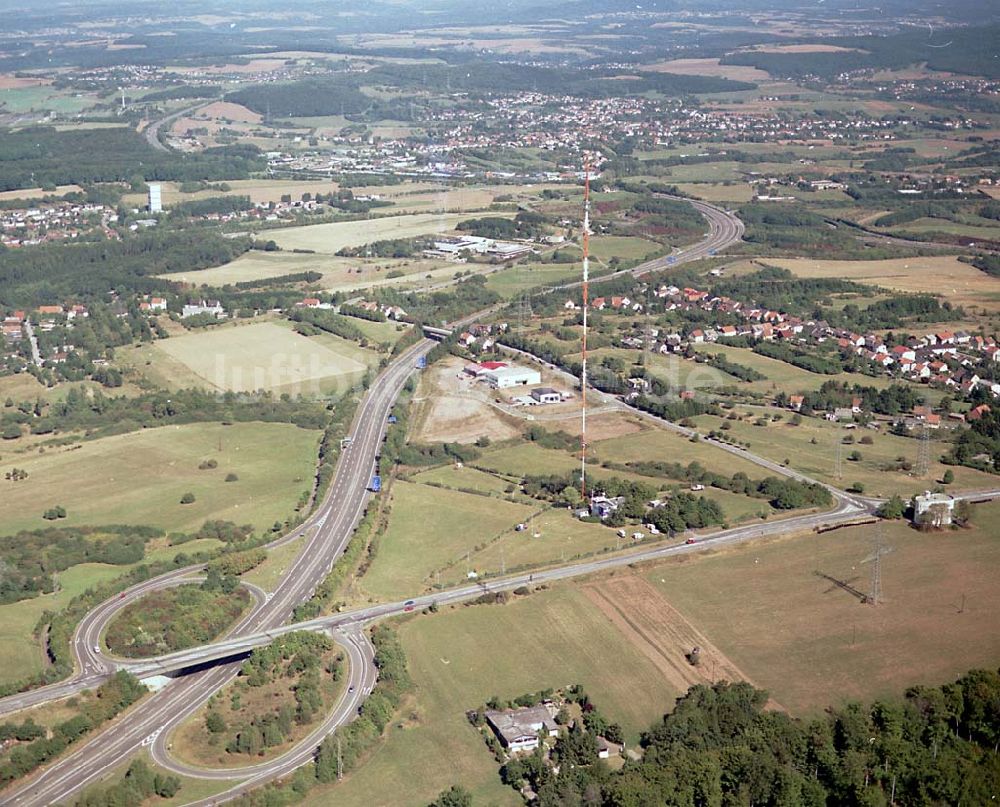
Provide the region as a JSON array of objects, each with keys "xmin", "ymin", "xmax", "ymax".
[
  {"xmin": 348, "ymin": 685, "xmax": 355, "ymax": 693},
  {"xmin": 685, "ymin": 538, "xmax": 697, "ymax": 545},
  {"xmin": 403, "ymin": 600, "xmax": 416, "ymax": 612}
]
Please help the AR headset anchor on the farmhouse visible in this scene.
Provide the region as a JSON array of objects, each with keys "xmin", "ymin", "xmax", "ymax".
[
  {"xmin": 589, "ymin": 495, "xmax": 624, "ymax": 519},
  {"xmin": 913, "ymin": 491, "xmax": 955, "ymax": 528},
  {"xmin": 483, "ymin": 364, "xmax": 542, "ymax": 389},
  {"xmin": 530, "ymin": 387, "xmax": 562, "ymax": 404},
  {"xmin": 485, "ymin": 706, "xmax": 559, "ymax": 753}
]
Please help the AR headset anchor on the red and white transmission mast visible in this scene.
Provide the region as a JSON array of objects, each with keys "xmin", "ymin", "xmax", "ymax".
[{"xmin": 580, "ymin": 159, "xmax": 591, "ymax": 499}]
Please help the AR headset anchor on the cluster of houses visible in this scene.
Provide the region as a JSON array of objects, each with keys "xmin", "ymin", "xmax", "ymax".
[
  {"xmin": 454, "ymin": 322, "xmax": 508, "ymax": 352},
  {"xmin": 0, "ymin": 202, "xmax": 118, "ymax": 248},
  {"xmin": 294, "ymin": 297, "xmax": 409, "ymax": 321},
  {"xmin": 2, "ymin": 305, "xmax": 90, "ymax": 341},
  {"xmin": 586, "ymin": 282, "xmax": 1000, "ymax": 400}
]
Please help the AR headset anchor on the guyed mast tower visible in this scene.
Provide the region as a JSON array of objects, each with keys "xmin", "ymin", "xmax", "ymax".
[{"xmin": 580, "ymin": 160, "xmax": 591, "ymax": 499}]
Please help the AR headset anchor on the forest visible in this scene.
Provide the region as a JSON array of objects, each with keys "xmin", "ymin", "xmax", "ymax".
[
  {"xmin": 0, "ymin": 128, "xmax": 264, "ymax": 191},
  {"xmin": 722, "ymin": 23, "xmax": 1000, "ymax": 80},
  {"xmin": 0, "ymin": 229, "xmax": 251, "ymax": 306},
  {"xmin": 492, "ymin": 670, "xmax": 1000, "ymax": 807}
]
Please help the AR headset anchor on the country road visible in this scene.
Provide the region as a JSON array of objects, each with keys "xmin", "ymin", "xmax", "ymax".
[{"xmin": 5, "ymin": 194, "xmax": 978, "ymax": 807}]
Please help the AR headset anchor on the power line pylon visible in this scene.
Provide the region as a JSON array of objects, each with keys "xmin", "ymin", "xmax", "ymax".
[
  {"xmin": 916, "ymin": 422, "xmax": 931, "ymax": 478},
  {"xmin": 835, "ymin": 432, "xmax": 843, "ymax": 480},
  {"xmin": 868, "ymin": 524, "xmax": 884, "ymax": 606}
]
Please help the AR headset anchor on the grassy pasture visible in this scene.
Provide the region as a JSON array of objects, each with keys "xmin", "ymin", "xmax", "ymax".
[
  {"xmin": 150, "ymin": 321, "xmax": 371, "ymax": 395},
  {"xmin": 692, "ymin": 408, "xmax": 996, "ymax": 497},
  {"xmin": 267, "ymin": 212, "xmax": 484, "ymax": 254},
  {"xmin": 160, "ymin": 250, "xmax": 449, "ymax": 292},
  {"xmin": 689, "ymin": 343, "xmax": 894, "ymax": 393},
  {"xmin": 302, "ymin": 586, "xmax": 683, "ymax": 807},
  {"xmin": 485, "ymin": 262, "xmax": 581, "ymax": 297},
  {"xmin": 122, "ymin": 178, "xmax": 342, "ymax": 208},
  {"xmin": 359, "ymin": 481, "xmax": 536, "ymax": 600},
  {"xmin": 768, "ymin": 256, "xmax": 1000, "ymax": 312},
  {"xmin": 0, "ymin": 421, "xmax": 320, "ymax": 535},
  {"xmin": 673, "ymin": 182, "xmax": 754, "ymax": 203},
  {"xmin": 646, "ymin": 502, "xmax": 1000, "ymax": 714},
  {"xmin": 0, "ymin": 537, "xmax": 223, "ymax": 686}
]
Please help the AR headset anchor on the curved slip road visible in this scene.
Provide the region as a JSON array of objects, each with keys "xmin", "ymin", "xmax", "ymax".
[
  {"xmin": 0, "ymin": 196, "xmax": 835, "ymax": 807},
  {"xmin": 0, "ymin": 338, "xmax": 431, "ymax": 807}
]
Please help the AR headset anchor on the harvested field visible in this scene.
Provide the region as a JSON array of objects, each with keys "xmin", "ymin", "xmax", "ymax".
[
  {"xmin": 193, "ymin": 101, "xmax": 262, "ymax": 122},
  {"xmin": 646, "ymin": 503, "xmax": 1000, "ymax": 714},
  {"xmin": 150, "ymin": 321, "xmax": 371, "ymax": 395},
  {"xmin": 750, "ymin": 44, "xmax": 863, "ymax": 53},
  {"xmin": 582, "ymin": 575, "xmax": 776, "ymax": 707},
  {"xmin": 770, "ymin": 256, "xmax": 1000, "ymax": 311},
  {"xmin": 641, "ymin": 57, "xmax": 771, "ymax": 82},
  {"xmin": 268, "ymin": 212, "xmax": 481, "ymax": 254},
  {"xmin": 0, "ymin": 75, "xmax": 51, "ymax": 89},
  {"xmin": 0, "ymin": 184, "xmax": 83, "ymax": 202}
]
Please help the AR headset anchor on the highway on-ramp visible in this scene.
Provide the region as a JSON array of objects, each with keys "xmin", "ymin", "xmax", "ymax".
[
  {"xmin": 0, "ymin": 196, "xmax": 876, "ymax": 807},
  {"xmin": 0, "ymin": 338, "xmax": 431, "ymax": 806}
]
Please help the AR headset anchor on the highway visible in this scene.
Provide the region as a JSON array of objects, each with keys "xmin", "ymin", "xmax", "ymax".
[
  {"xmin": 142, "ymin": 101, "xmax": 215, "ymax": 152},
  {"xmin": 1, "ymin": 193, "xmax": 962, "ymax": 807},
  {"xmin": 0, "ymin": 337, "xmax": 432, "ymax": 806}
]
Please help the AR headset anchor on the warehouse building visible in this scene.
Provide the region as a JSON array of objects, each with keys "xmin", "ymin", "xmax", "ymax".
[{"xmin": 482, "ymin": 364, "xmax": 541, "ymax": 389}]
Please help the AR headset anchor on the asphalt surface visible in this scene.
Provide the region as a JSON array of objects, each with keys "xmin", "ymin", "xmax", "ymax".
[
  {"xmin": 0, "ymin": 338, "xmax": 430, "ymax": 806},
  {"xmin": 143, "ymin": 102, "xmax": 214, "ymax": 152},
  {"xmin": 5, "ymin": 195, "xmax": 986, "ymax": 806}
]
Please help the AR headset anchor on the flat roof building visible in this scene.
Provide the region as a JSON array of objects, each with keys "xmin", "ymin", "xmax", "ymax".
[
  {"xmin": 485, "ymin": 706, "xmax": 559, "ymax": 753},
  {"xmin": 483, "ymin": 365, "xmax": 541, "ymax": 389},
  {"xmin": 530, "ymin": 387, "xmax": 562, "ymax": 404},
  {"xmin": 913, "ymin": 491, "xmax": 955, "ymax": 528}
]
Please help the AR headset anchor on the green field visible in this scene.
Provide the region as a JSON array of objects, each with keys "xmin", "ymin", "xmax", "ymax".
[
  {"xmin": 0, "ymin": 538, "xmax": 223, "ymax": 687},
  {"xmin": 359, "ymin": 481, "xmax": 537, "ymax": 600},
  {"xmin": 410, "ymin": 465, "xmax": 525, "ymax": 498},
  {"xmin": 268, "ymin": 212, "xmax": 482, "ymax": 254},
  {"xmin": 692, "ymin": 407, "xmax": 997, "ymax": 497},
  {"xmin": 689, "ymin": 343, "xmax": 894, "ymax": 394},
  {"xmin": 302, "ymin": 586, "xmax": 683, "ymax": 807},
  {"xmin": 162, "ymin": 250, "xmax": 453, "ymax": 292},
  {"xmin": 485, "ymin": 262, "xmax": 581, "ymax": 297},
  {"xmin": 673, "ymin": 182, "xmax": 754, "ymax": 203},
  {"xmin": 0, "ymin": 85, "xmax": 97, "ymax": 114},
  {"xmin": 150, "ymin": 321, "xmax": 372, "ymax": 395},
  {"xmin": 647, "ymin": 502, "xmax": 1000, "ymax": 714},
  {"xmin": 0, "ymin": 421, "xmax": 320, "ymax": 535}
]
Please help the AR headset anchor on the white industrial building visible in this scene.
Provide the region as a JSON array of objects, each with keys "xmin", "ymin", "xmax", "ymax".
[
  {"xmin": 148, "ymin": 183, "xmax": 162, "ymax": 213},
  {"xmin": 483, "ymin": 364, "xmax": 541, "ymax": 389}
]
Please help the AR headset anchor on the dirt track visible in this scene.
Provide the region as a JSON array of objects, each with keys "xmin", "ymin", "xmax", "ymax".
[{"xmin": 583, "ymin": 574, "xmax": 783, "ymax": 710}]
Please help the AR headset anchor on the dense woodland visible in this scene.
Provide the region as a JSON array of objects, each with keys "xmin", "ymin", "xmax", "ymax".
[
  {"xmin": 0, "ymin": 525, "xmax": 161, "ymax": 604},
  {"xmin": 722, "ymin": 24, "xmax": 1000, "ymax": 80},
  {"xmin": 0, "ymin": 128, "xmax": 263, "ymax": 191},
  {"xmin": 0, "ymin": 228, "xmax": 251, "ymax": 306},
  {"xmin": 499, "ymin": 671, "xmax": 1000, "ymax": 807}
]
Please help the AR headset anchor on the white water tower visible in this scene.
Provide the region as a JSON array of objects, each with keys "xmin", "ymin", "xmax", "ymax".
[{"xmin": 148, "ymin": 183, "xmax": 162, "ymax": 213}]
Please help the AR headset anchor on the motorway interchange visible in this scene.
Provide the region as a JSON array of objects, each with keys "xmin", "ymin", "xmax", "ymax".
[{"xmin": 2, "ymin": 199, "xmax": 994, "ymax": 806}]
